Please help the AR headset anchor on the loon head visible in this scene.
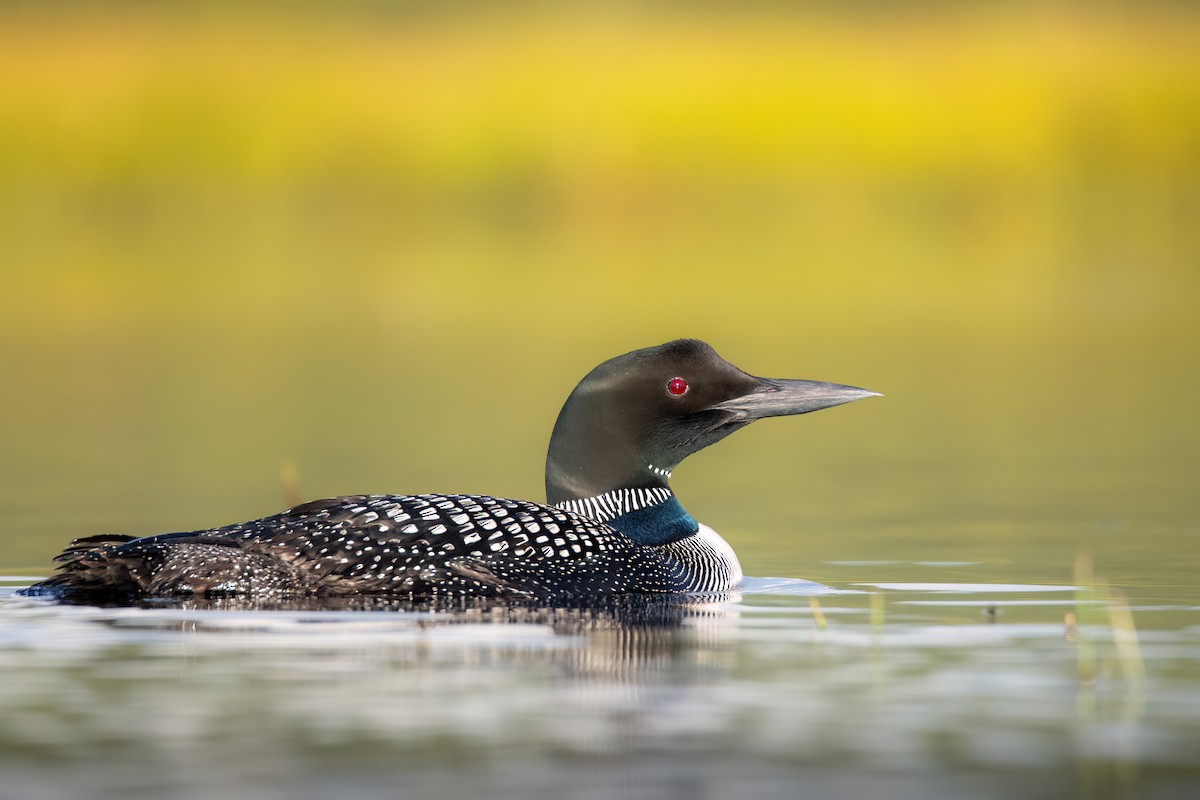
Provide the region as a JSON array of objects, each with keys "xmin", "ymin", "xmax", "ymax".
[{"xmin": 545, "ymin": 339, "xmax": 878, "ymax": 543}]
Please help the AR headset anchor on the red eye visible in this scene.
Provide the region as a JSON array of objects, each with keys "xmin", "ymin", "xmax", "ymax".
[{"xmin": 667, "ymin": 377, "xmax": 689, "ymax": 396}]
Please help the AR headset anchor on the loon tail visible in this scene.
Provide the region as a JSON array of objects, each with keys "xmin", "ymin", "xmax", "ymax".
[
  {"xmin": 22, "ymin": 532, "xmax": 312, "ymax": 599},
  {"xmin": 20, "ymin": 534, "xmax": 141, "ymax": 598}
]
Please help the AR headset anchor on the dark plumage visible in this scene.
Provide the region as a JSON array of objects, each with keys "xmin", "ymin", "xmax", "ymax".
[{"xmin": 23, "ymin": 339, "xmax": 877, "ymax": 601}]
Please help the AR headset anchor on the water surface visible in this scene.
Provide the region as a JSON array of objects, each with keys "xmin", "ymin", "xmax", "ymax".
[{"xmin": 3, "ymin": 566, "xmax": 1198, "ymax": 800}]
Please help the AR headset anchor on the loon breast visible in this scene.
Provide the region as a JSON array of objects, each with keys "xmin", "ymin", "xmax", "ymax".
[{"xmin": 655, "ymin": 523, "xmax": 743, "ymax": 594}]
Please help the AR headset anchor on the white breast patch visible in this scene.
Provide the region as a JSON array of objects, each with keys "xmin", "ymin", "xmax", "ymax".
[{"xmin": 696, "ymin": 522, "xmax": 743, "ymax": 589}]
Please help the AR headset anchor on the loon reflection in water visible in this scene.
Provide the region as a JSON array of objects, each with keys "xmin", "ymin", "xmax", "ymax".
[
  {"xmin": 72, "ymin": 592, "xmax": 740, "ymax": 634},
  {"xmin": 23, "ymin": 339, "xmax": 877, "ymax": 602}
]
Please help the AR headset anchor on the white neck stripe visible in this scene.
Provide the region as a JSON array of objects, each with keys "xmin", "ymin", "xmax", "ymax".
[{"xmin": 554, "ymin": 486, "xmax": 673, "ymax": 523}]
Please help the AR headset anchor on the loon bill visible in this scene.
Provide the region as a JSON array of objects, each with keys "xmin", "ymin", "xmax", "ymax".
[{"xmin": 22, "ymin": 339, "xmax": 878, "ymax": 601}]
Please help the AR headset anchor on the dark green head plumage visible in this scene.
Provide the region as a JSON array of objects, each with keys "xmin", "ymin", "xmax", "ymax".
[{"xmin": 545, "ymin": 339, "xmax": 878, "ymax": 512}]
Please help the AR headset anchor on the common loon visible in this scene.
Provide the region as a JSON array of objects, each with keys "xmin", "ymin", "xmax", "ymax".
[{"xmin": 24, "ymin": 339, "xmax": 878, "ymax": 601}]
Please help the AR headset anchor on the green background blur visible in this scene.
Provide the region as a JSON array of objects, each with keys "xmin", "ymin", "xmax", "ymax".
[{"xmin": 2, "ymin": 1, "xmax": 1197, "ymax": 585}]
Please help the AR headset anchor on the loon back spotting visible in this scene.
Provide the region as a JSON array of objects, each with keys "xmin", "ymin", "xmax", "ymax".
[{"xmin": 25, "ymin": 339, "xmax": 878, "ymax": 600}]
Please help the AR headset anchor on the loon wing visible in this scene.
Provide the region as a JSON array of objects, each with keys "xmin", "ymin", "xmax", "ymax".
[{"xmin": 29, "ymin": 494, "xmax": 682, "ymax": 599}]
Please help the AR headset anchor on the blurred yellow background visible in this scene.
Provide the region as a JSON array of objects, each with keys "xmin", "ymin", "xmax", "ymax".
[{"xmin": 1, "ymin": 2, "xmax": 1197, "ymax": 585}]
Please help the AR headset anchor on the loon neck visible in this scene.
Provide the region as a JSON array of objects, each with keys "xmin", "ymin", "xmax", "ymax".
[{"xmin": 553, "ymin": 485, "xmax": 698, "ymax": 546}]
